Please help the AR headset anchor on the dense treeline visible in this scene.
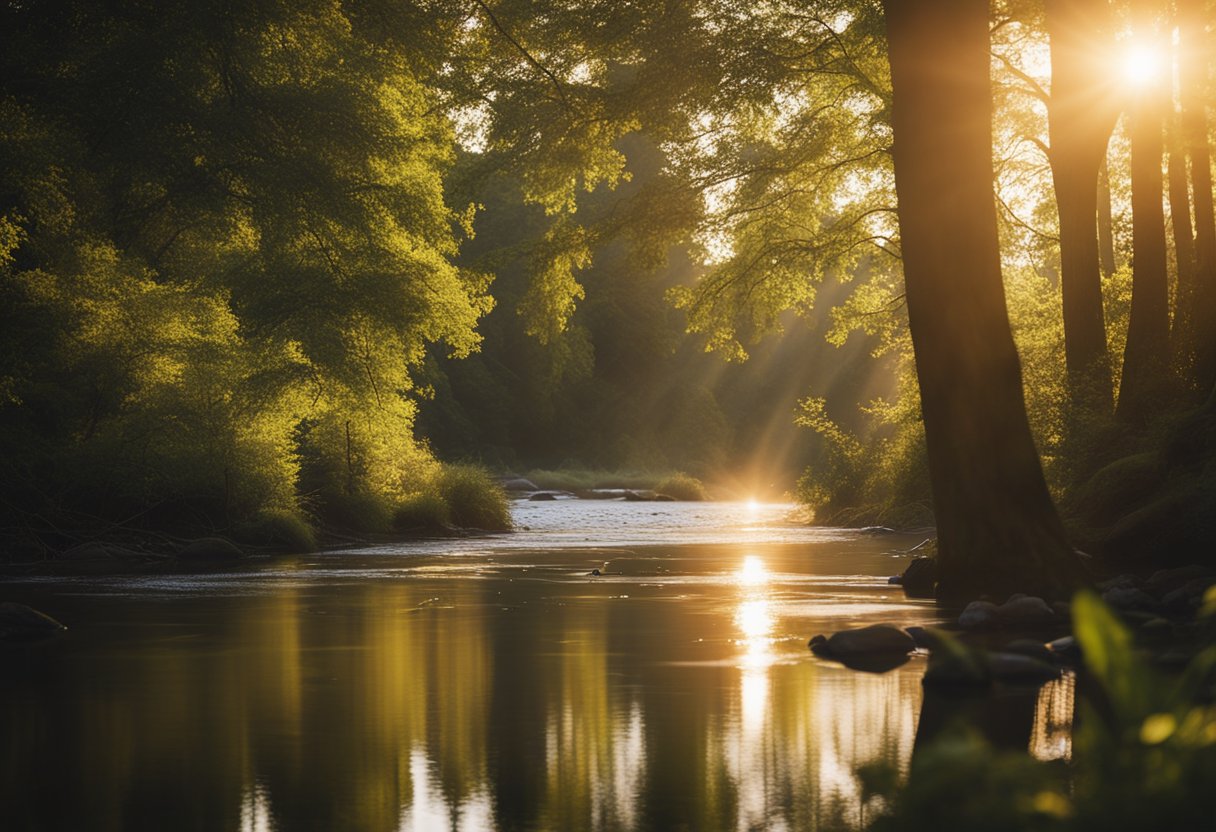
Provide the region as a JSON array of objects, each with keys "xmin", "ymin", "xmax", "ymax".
[
  {"xmin": 4, "ymin": 0, "xmax": 1216, "ymax": 572},
  {"xmin": 0, "ymin": 0, "xmax": 495, "ymax": 552}
]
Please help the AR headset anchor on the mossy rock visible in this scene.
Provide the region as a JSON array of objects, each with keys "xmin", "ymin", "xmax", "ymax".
[
  {"xmin": 1101, "ymin": 476, "xmax": 1216, "ymax": 566},
  {"xmin": 1068, "ymin": 452, "xmax": 1164, "ymax": 528}
]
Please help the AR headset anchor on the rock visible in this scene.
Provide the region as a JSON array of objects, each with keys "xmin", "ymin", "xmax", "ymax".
[
  {"xmin": 528, "ymin": 492, "xmax": 558, "ymax": 501},
  {"xmin": 0, "ymin": 603, "xmax": 67, "ymax": 641},
  {"xmin": 1002, "ymin": 639, "xmax": 1054, "ymax": 663},
  {"xmin": 1051, "ymin": 601, "xmax": 1071, "ymax": 621},
  {"xmin": 995, "ymin": 596, "xmax": 1056, "ymax": 627},
  {"xmin": 1162, "ymin": 576, "xmax": 1216, "ymax": 613},
  {"xmin": 1146, "ymin": 565, "xmax": 1216, "ymax": 597},
  {"xmin": 808, "ymin": 634, "xmax": 829, "ymax": 654},
  {"xmin": 987, "ymin": 652, "xmax": 1060, "ymax": 683},
  {"xmin": 1097, "ymin": 574, "xmax": 1141, "ymax": 592},
  {"xmin": 900, "ymin": 557, "xmax": 937, "ymax": 599},
  {"xmin": 905, "ymin": 626, "xmax": 943, "ymax": 650},
  {"xmin": 589, "ymin": 568, "xmax": 601, "ymax": 577},
  {"xmin": 1046, "ymin": 636, "xmax": 1082, "ymax": 663},
  {"xmin": 887, "ymin": 575, "xmax": 903, "ymax": 585},
  {"xmin": 1138, "ymin": 617, "xmax": 1173, "ymax": 639},
  {"xmin": 812, "ymin": 624, "xmax": 917, "ymax": 658},
  {"xmin": 1101, "ymin": 586, "xmax": 1159, "ymax": 611},
  {"xmin": 958, "ymin": 600, "xmax": 1000, "ymax": 630},
  {"xmin": 178, "ymin": 537, "xmax": 244, "ymax": 562},
  {"xmin": 652, "ymin": 493, "xmax": 677, "ymax": 502},
  {"xmin": 622, "ymin": 491, "xmax": 649, "ymax": 502}
]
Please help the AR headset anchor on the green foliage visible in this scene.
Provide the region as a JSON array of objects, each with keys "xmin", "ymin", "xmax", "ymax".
[
  {"xmin": 435, "ymin": 464, "xmax": 513, "ymax": 531},
  {"xmin": 393, "ymin": 491, "xmax": 453, "ymax": 533},
  {"xmin": 863, "ymin": 593, "xmax": 1216, "ymax": 832},
  {"xmin": 655, "ymin": 473, "xmax": 709, "ymax": 501},
  {"xmin": 0, "ymin": 0, "xmax": 492, "ymax": 549},
  {"xmin": 232, "ymin": 510, "xmax": 318, "ymax": 553}
]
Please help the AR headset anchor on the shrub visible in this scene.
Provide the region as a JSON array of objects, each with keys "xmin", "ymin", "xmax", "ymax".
[
  {"xmin": 436, "ymin": 464, "xmax": 512, "ymax": 531},
  {"xmin": 320, "ymin": 491, "xmax": 394, "ymax": 533},
  {"xmin": 232, "ymin": 509, "xmax": 317, "ymax": 552},
  {"xmin": 393, "ymin": 491, "xmax": 452, "ymax": 532},
  {"xmin": 655, "ymin": 473, "xmax": 709, "ymax": 501}
]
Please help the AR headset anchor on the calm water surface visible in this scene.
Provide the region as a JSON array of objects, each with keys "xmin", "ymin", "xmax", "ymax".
[{"xmin": 0, "ymin": 502, "xmax": 1065, "ymax": 831}]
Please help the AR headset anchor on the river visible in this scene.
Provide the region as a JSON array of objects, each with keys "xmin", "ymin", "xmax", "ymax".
[{"xmin": 0, "ymin": 500, "xmax": 1069, "ymax": 831}]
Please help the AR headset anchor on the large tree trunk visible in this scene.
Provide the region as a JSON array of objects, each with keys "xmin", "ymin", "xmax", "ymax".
[
  {"xmin": 1046, "ymin": 0, "xmax": 1118, "ymax": 415},
  {"xmin": 1117, "ymin": 21, "xmax": 1172, "ymax": 425},
  {"xmin": 1181, "ymin": 0, "xmax": 1216, "ymax": 393},
  {"xmin": 1168, "ymin": 116, "xmax": 1197, "ymax": 354},
  {"xmin": 881, "ymin": 0, "xmax": 1088, "ymax": 602}
]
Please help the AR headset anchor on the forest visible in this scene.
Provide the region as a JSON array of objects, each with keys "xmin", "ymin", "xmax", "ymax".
[
  {"xmin": 3, "ymin": 1, "xmax": 1216, "ymax": 829},
  {"xmin": 4, "ymin": 0, "xmax": 1215, "ymax": 571}
]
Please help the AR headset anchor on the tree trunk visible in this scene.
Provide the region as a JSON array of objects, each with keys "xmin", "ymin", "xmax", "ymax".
[
  {"xmin": 882, "ymin": 0, "xmax": 1088, "ymax": 602},
  {"xmin": 1046, "ymin": 0, "xmax": 1119, "ymax": 415},
  {"xmin": 1181, "ymin": 0, "xmax": 1216, "ymax": 393},
  {"xmin": 1168, "ymin": 116, "xmax": 1197, "ymax": 354},
  {"xmin": 1098, "ymin": 156, "xmax": 1116, "ymax": 277},
  {"xmin": 1117, "ymin": 22, "xmax": 1172, "ymax": 425}
]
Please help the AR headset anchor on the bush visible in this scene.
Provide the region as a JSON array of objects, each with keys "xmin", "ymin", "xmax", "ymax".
[
  {"xmin": 232, "ymin": 509, "xmax": 317, "ymax": 552},
  {"xmin": 319, "ymin": 491, "xmax": 394, "ymax": 533},
  {"xmin": 436, "ymin": 464, "xmax": 512, "ymax": 531},
  {"xmin": 655, "ymin": 473, "xmax": 709, "ymax": 501},
  {"xmin": 393, "ymin": 491, "xmax": 452, "ymax": 532}
]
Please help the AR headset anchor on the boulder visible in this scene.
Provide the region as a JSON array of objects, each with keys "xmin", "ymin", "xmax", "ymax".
[
  {"xmin": 810, "ymin": 624, "xmax": 916, "ymax": 658},
  {"xmin": 178, "ymin": 537, "xmax": 244, "ymax": 562},
  {"xmin": 1101, "ymin": 586, "xmax": 1159, "ymax": 611},
  {"xmin": 1161, "ymin": 576, "xmax": 1216, "ymax": 613},
  {"xmin": 652, "ymin": 494, "xmax": 677, "ymax": 502},
  {"xmin": 1002, "ymin": 639, "xmax": 1054, "ymax": 663},
  {"xmin": 1097, "ymin": 574, "xmax": 1141, "ymax": 592},
  {"xmin": 958, "ymin": 600, "xmax": 1000, "ymax": 630},
  {"xmin": 987, "ymin": 652, "xmax": 1060, "ymax": 683},
  {"xmin": 900, "ymin": 557, "xmax": 937, "ymax": 599},
  {"xmin": 905, "ymin": 626, "xmax": 943, "ymax": 650},
  {"xmin": 1046, "ymin": 636, "xmax": 1082, "ymax": 663},
  {"xmin": 528, "ymin": 492, "xmax": 558, "ymax": 501},
  {"xmin": 622, "ymin": 491, "xmax": 649, "ymax": 502},
  {"xmin": 996, "ymin": 595, "xmax": 1056, "ymax": 627},
  {"xmin": 1146, "ymin": 565, "xmax": 1216, "ymax": 597},
  {"xmin": 0, "ymin": 603, "xmax": 67, "ymax": 641}
]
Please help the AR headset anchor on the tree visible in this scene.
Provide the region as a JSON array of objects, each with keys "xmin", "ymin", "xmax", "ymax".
[
  {"xmin": 1116, "ymin": 5, "xmax": 1172, "ymax": 425},
  {"xmin": 1045, "ymin": 0, "xmax": 1120, "ymax": 415},
  {"xmin": 881, "ymin": 0, "xmax": 1088, "ymax": 600}
]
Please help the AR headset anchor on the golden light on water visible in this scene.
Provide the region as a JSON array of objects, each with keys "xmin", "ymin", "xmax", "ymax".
[
  {"xmin": 746, "ymin": 498, "xmax": 761, "ymax": 515},
  {"xmin": 737, "ymin": 554, "xmax": 768, "ymax": 587},
  {"xmin": 734, "ymin": 555, "xmax": 775, "ymax": 670}
]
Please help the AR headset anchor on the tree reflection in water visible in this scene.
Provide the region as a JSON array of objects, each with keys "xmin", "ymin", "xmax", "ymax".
[{"xmin": 0, "ymin": 537, "xmax": 1076, "ymax": 831}]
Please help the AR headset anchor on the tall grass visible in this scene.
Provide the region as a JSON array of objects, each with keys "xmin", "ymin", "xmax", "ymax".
[{"xmin": 655, "ymin": 473, "xmax": 709, "ymax": 501}]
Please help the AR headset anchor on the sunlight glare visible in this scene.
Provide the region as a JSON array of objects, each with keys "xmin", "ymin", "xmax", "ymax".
[
  {"xmin": 735, "ymin": 599, "xmax": 775, "ymax": 669},
  {"xmin": 746, "ymin": 498, "xmax": 760, "ymax": 515},
  {"xmin": 1121, "ymin": 44, "xmax": 1162, "ymax": 87},
  {"xmin": 737, "ymin": 554, "xmax": 768, "ymax": 587}
]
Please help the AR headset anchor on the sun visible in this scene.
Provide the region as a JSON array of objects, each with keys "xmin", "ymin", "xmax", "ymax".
[{"xmin": 1121, "ymin": 44, "xmax": 1163, "ymax": 88}]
